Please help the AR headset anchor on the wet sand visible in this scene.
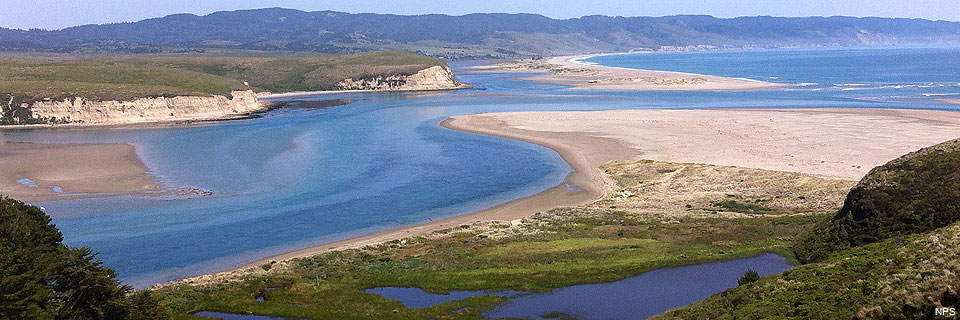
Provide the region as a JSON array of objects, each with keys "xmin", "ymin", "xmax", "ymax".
[
  {"xmin": 471, "ymin": 55, "xmax": 786, "ymax": 91},
  {"xmin": 0, "ymin": 141, "xmax": 166, "ymax": 202}
]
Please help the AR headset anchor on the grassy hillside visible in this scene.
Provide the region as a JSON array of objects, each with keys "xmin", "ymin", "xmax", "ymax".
[
  {"xmin": 656, "ymin": 221, "xmax": 960, "ymax": 319},
  {"xmin": 0, "ymin": 51, "xmax": 446, "ymax": 102},
  {"xmin": 794, "ymin": 138, "xmax": 960, "ymax": 263},
  {"xmin": 659, "ymin": 138, "xmax": 960, "ymax": 319},
  {"xmin": 153, "ymin": 160, "xmax": 851, "ymax": 319}
]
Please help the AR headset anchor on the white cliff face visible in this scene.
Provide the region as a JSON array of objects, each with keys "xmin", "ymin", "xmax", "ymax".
[
  {"xmin": 336, "ymin": 65, "xmax": 463, "ymax": 91},
  {"xmin": 24, "ymin": 90, "xmax": 270, "ymax": 125},
  {"xmin": 11, "ymin": 65, "xmax": 466, "ymax": 126}
]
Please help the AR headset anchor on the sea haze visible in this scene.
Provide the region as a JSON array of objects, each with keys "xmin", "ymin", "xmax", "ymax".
[{"xmin": 4, "ymin": 47, "xmax": 959, "ymax": 288}]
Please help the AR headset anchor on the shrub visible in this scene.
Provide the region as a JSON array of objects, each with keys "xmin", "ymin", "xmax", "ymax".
[
  {"xmin": 737, "ymin": 270, "xmax": 760, "ymax": 286},
  {"xmin": 795, "ymin": 138, "xmax": 960, "ymax": 263}
]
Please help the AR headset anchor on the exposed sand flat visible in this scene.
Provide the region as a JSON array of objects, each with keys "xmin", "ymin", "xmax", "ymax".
[
  {"xmin": 0, "ymin": 141, "xmax": 167, "ymax": 202},
  {"xmin": 471, "ymin": 55, "xmax": 786, "ymax": 91},
  {"xmin": 449, "ymin": 108, "xmax": 960, "ymax": 181},
  {"xmin": 942, "ymin": 99, "xmax": 960, "ymax": 105}
]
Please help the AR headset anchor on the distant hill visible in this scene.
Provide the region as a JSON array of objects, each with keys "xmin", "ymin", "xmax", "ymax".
[{"xmin": 2, "ymin": 8, "xmax": 960, "ymax": 59}]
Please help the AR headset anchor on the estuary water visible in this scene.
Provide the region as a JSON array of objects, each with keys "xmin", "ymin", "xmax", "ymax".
[{"xmin": 2, "ymin": 47, "xmax": 958, "ymax": 288}]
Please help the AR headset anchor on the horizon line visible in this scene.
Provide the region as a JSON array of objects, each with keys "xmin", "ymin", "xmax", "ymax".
[{"xmin": 3, "ymin": 7, "xmax": 958, "ymax": 32}]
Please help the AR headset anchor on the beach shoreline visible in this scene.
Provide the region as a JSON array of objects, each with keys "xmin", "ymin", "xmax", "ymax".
[
  {"xmin": 0, "ymin": 141, "xmax": 204, "ymax": 203},
  {"xmin": 941, "ymin": 99, "xmax": 960, "ymax": 105},
  {"xmin": 467, "ymin": 53, "xmax": 787, "ymax": 91}
]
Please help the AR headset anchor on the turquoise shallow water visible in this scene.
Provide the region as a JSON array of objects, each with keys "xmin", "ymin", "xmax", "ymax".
[{"xmin": 2, "ymin": 47, "xmax": 958, "ymax": 288}]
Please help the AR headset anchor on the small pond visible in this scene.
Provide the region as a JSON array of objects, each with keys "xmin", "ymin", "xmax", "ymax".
[
  {"xmin": 195, "ymin": 254, "xmax": 790, "ymax": 319},
  {"xmin": 191, "ymin": 311, "xmax": 297, "ymax": 320},
  {"xmin": 364, "ymin": 287, "xmax": 527, "ymax": 309},
  {"xmin": 370, "ymin": 253, "xmax": 791, "ymax": 319}
]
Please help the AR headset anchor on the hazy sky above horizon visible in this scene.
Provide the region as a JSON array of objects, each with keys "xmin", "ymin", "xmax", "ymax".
[{"xmin": 2, "ymin": 0, "xmax": 959, "ymax": 30}]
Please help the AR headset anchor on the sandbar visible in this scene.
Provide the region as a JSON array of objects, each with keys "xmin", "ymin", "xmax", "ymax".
[
  {"xmin": 448, "ymin": 108, "xmax": 960, "ymax": 181},
  {"xmin": 0, "ymin": 141, "xmax": 169, "ymax": 202},
  {"xmin": 470, "ymin": 55, "xmax": 786, "ymax": 91}
]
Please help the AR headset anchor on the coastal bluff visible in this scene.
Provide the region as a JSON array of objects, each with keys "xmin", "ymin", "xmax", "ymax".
[
  {"xmin": 16, "ymin": 65, "xmax": 466, "ymax": 126},
  {"xmin": 0, "ymin": 51, "xmax": 465, "ymax": 126},
  {"xmin": 336, "ymin": 65, "xmax": 465, "ymax": 91},
  {"xmin": 3, "ymin": 65, "xmax": 465, "ymax": 126},
  {"xmin": 15, "ymin": 90, "xmax": 269, "ymax": 125}
]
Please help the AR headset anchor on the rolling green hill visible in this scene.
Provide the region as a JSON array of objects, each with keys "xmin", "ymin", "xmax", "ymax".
[
  {"xmin": 3, "ymin": 9, "xmax": 960, "ymax": 59},
  {"xmin": 658, "ymin": 138, "xmax": 960, "ymax": 319},
  {"xmin": 794, "ymin": 138, "xmax": 960, "ymax": 263},
  {"xmin": 0, "ymin": 51, "xmax": 446, "ymax": 102}
]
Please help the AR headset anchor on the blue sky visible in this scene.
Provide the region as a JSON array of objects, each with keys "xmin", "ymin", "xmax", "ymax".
[{"xmin": 2, "ymin": 0, "xmax": 959, "ymax": 30}]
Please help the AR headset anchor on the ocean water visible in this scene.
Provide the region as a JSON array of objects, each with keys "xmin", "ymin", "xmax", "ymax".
[{"xmin": 2, "ymin": 47, "xmax": 958, "ymax": 288}]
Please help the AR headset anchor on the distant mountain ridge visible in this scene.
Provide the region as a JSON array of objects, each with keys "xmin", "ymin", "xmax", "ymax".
[{"xmin": 2, "ymin": 8, "xmax": 960, "ymax": 59}]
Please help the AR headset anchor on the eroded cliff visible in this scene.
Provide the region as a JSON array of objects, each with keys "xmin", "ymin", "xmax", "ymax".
[
  {"xmin": 336, "ymin": 65, "xmax": 464, "ymax": 91},
  {"xmin": 9, "ymin": 90, "xmax": 269, "ymax": 125},
  {"xmin": 2, "ymin": 64, "xmax": 466, "ymax": 126}
]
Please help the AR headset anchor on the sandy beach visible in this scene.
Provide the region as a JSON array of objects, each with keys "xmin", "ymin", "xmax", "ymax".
[
  {"xmin": 470, "ymin": 55, "xmax": 786, "ymax": 91},
  {"xmin": 450, "ymin": 108, "xmax": 960, "ymax": 181},
  {"xmin": 0, "ymin": 141, "xmax": 174, "ymax": 202},
  {"xmin": 244, "ymin": 107, "xmax": 960, "ymax": 269}
]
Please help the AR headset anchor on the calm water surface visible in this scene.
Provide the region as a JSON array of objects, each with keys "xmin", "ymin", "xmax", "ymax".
[
  {"xmin": 1, "ymin": 47, "xmax": 957, "ymax": 288},
  {"xmin": 366, "ymin": 254, "xmax": 790, "ymax": 319},
  {"xmin": 486, "ymin": 253, "xmax": 790, "ymax": 319}
]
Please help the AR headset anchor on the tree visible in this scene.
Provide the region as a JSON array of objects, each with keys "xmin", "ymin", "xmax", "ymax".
[
  {"xmin": 0, "ymin": 195, "xmax": 63, "ymax": 319},
  {"xmin": 0, "ymin": 196, "xmax": 168, "ymax": 320}
]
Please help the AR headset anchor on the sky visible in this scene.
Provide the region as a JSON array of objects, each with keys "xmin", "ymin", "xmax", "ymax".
[{"xmin": 2, "ymin": 0, "xmax": 959, "ymax": 30}]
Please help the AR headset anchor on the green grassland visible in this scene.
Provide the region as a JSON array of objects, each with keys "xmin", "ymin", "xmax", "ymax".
[
  {"xmin": 154, "ymin": 160, "xmax": 849, "ymax": 319},
  {"xmin": 656, "ymin": 221, "xmax": 960, "ymax": 319},
  {"xmin": 159, "ymin": 210, "xmax": 821, "ymax": 320},
  {"xmin": 0, "ymin": 51, "xmax": 446, "ymax": 102},
  {"xmin": 659, "ymin": 138, "xmax": 960, "ymax": 319}
]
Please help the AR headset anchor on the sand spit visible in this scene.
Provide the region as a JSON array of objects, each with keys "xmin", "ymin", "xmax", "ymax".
[
  {"xmin": 450, "ymin": 108, "xmax": 960, "ymax": 181},
  {"xmin": 469, "ymin": 55, "xmax": 786, "ymax": 91},
  {"xmin": 0, "ymin": 141, "xmax": 204, "ymax": 203}
]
